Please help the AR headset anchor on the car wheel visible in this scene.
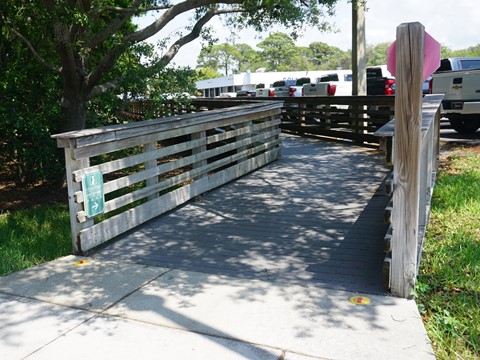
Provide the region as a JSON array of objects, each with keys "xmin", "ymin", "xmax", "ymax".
[{"xmin": 448, "ymin": 115, "xmax": 480, "ymax": 134}]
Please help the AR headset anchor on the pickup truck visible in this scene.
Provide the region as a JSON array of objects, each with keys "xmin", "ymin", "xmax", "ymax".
[
  {"xmin": 272, "ymin": 77, "xmax": 312, "ymax": 97},
  {"xmin": 255, "ymin": 83, "xmax": 275, "ymax": 97},
  {"xmin": 366, "ymin": 65, "xmax": 395, "ymax": 95},
  {"xmin": 302, "ymin": 82, "xmax": 337, "ymax": 97},
  {"xmin": 302, "ymin": 72, "xmax": 351, "ymax": 97},
  {"xmin": 303, "ymin": 67, "xmax": 394, "ymax": 96},
  {"xmin": 436, "ymin": 57, "xmax": 480, "ymax": 71},
  {"xmin": 431, "ymin": 59, "xmax": 480, "ymax": 133}
]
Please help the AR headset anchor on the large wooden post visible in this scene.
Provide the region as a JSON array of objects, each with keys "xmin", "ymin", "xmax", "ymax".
[
  {"xmin": 352, "ymin": 1, "xmax": 367, "ymax": 141},
  {"xmin": 352, "ymin": 0, "xmax": 367, "ymax": 96},
  {"xmin": 391, "ymin": 22, "xmax": 425, "ymax": 298},
  {"xmin": 64, "ymin": 142, "xmax": 93, "ymax": 254}
]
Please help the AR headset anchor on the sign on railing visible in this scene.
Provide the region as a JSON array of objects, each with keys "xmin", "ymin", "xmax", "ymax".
[{"xmin": 81, "ymin": 171, "xmax": 105, "ymax": 218}]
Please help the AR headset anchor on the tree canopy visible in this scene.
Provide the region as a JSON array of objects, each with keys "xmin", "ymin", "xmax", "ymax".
[
  {"xmin": 1, "ymin": 0, "xmax": 340, "ymax": 183},
  {"xmin": 2, "ymin": 0, "xmax": 340, "ymax": 131}
]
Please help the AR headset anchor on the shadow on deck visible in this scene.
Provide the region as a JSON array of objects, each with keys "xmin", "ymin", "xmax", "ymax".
[{"xmin": 93, "ymin": 134, "xmax": 391, "ymax": 295}]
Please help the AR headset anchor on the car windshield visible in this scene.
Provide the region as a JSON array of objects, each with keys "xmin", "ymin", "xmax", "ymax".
[
  {"xmin": 319, "ymin": 74, "xmax": 339, "ymax": 82},
  {"xmin": 295, "ymin": 78, "xmax": 311, "ymax": 86}
]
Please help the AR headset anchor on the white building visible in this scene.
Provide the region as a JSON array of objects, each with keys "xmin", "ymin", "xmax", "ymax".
[{"xmin": 195, "ymin": 69, "xmax": 351, "ymax": 97}]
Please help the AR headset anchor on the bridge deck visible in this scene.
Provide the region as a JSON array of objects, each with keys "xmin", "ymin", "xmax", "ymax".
[{"xmin": 93, "ymin": 134, "xmax": 391, "ymax": 294}]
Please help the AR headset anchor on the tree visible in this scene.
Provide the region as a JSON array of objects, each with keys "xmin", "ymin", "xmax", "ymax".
[
  {"xmin": 2, "ymin": 0, "xmax": 340, "ymax": 131},
  {"xmin": 257, "ymin": 32, "xmax": 297, "ymax": 71},
  {"xmin": 197, "ymin": 42, "xmax": 265, "ymax": 73},
  {"xmin": 196, "ymin": 67, "xmax": 222, "ymax": 81},
  {"xmin": 366, "ymin": 42, "xmax": 390, "ymax": 66},
  {"xmin": 197, "ymin": 43, "xmax": 240, "ymax": 75},
  {"xmin": 448, "ymin": 44, "xmax": 480, "ymax": 57},
  {"xmin": 308, "ymin": 41, "xmax": 337, "ymax": 66},
  {"xmin": 233, "ymin": 43, "xmax": 264, "ymax": 73},
  {"xmin": 0, "ymin": 1, "xmax": 65, "ymax": 183},
  {"xmin": 307, "ymin": 42, "xmax": 347, "ymax": 69}
]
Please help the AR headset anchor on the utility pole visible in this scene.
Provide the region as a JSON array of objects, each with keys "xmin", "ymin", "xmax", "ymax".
[{"xmin": 352, "ymin": 0, "xmax": 367, "ymax": 95}]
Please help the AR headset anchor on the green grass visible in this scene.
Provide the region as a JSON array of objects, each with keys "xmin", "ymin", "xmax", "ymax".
[
  {"xmin": 416, "ymin": 147, "xmax": 480, "ymax": 360},
  {"xmin": 0, "ymin": 205, "xmax": 71, "ymax": 276}
]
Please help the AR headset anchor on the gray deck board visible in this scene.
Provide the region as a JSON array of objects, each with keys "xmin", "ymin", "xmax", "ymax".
[{"xmin": 93, "ymin": 134, "xmax": 391, "ymax": 294}]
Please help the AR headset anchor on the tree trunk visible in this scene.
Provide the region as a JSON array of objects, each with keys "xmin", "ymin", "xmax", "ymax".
[{"xmin": 61, "ymin": 89, "xmax": 88, "ymax": 132}]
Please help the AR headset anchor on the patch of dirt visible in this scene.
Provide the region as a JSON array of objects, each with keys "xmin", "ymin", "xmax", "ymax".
[
  {"xmin": 437, "ymin": 142, "xmax": 480, "ymax": 175},
  {"xmin": 0, "ymin": 165, "xmax": 67, "ymax": 212},
  {"xmin": 439, "ymin": 141, "xmax": 480, "ymax": 156}
]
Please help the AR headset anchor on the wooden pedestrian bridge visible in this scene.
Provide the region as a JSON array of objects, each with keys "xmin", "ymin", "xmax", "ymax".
[{"xmin": 53, "ymin": 94, "xmax": 443, "ymax": 298}]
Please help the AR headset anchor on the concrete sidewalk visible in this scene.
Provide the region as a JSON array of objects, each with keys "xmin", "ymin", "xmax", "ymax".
[{"xmin": 0, "ymin": 256, "xmax": 435, "ymax": 360}]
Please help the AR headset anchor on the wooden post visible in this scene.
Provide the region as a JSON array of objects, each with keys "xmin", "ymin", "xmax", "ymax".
[
  {"xmin": 391, "ymin": 22, "xmax": 425, "ymax": 298},
  {"xmin": 352, "ymin": 0, "xmax": 367, "ymax": 96},
  {"xmin": 191, "ymin": 131, "xmax": 207, "ymax": 180},
  {"xmin": 64, "ymin": 142, "xmax": 93, "ymax": 254},
  {"xmin": 299, "ymin": 103, "xmax": 306, "ymax": 127},
  {"xmin": 144, "ymin": 142, "xmax": 159, "ymax": 201},
  {"xmin": 352, "ymin": 2, "xmax": 367, "ymax": 142}
]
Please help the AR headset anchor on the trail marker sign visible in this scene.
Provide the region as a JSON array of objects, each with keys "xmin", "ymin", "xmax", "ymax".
[{"xmin": 82, "ymin": 171, "xmax": 105, "ymax": 217}]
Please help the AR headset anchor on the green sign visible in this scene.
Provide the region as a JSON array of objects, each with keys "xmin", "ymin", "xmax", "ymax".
[{"xmin": 82, "ymin": 171, "xmax": 105, "ymax": 217}]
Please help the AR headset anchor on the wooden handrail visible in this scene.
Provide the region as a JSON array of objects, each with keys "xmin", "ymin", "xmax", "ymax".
[{"xmin": 53, "ymin": 102, "xmax": 282, "ymax": 254}]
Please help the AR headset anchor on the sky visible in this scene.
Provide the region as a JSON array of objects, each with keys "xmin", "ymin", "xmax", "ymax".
[{"xmin": 134, "ymin": 0, "xmax": 480, "ymax": 68}]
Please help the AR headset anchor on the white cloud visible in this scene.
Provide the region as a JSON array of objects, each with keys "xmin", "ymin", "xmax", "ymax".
[{"xmin": 134, "ymin": 0, "xmax": 480, "ymax": 67}]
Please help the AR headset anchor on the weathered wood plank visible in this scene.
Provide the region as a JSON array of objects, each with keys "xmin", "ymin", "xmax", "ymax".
[
  {"xmin": 72, "ymin": 119, "xmax": 281, "ymax": 183},
  {"xmin": 63, "ymin": 142, "xmax": 93, "ymax": 254},
  {"xmin": 390, "ymin": 22, "xmax": 425, "ymax": 298},
  {"xmin": 72, "ymin": 113, "xmax": 281, "ymax": 160},
  {"xmin": 53, "ymin": 102, "xmax": 282, "ymax": 148}
]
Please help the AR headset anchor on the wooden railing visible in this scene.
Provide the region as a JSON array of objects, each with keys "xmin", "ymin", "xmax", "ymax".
[
  {"xmin": 374, "ymin": 22, "xmax": 444, "ymax": 298},
  {"xmin": 52, "ymin": 102, "xmax": 282, "ymax": 254},
  {"xmin": 262, "ymin": 96, "xmax": 394, "ymax": 144},
  {"xmin": 121, "ymin": 96, "xmax": 395, "ymax": 146},
  {"xmin": 376, "ymin": 94, "xmax": 443, "ymax": 296}
]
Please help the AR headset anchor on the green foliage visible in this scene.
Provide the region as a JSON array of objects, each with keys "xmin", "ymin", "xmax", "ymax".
[
  {"xmin": 234, "ymin": 43, "xmax": 264, "ymax": 72},
  {"xmin": 441, "ymin": 43, "xmax": 480, "ymax": 58},
  {"xmin": 366, "ymin": 42, "xmax": 390, "ymax": 66},
  {"xmin": 197, "ymin": 43, "xmax": 240, "ymax": 75},
  {"xmin": 195, "ymin": 34, "xmax": 352, "ymax": 73},
  {"xmin": 0, "ymin": 15, "xmax": 64, "ymax": 184},
  {"xmin": 0, "ymin": 205, "xmax": 71, "ymax": 276},
  {"xmin": 308, "ymin": 41, "xmax": 345, "ymax": 68},
  {"xmin": 257, "ymin": 32, "xmax": 297, "ymax": 71},
  {"xmin": 0, "ymin": 2, "xmax": 198, "ymax": 183},
  {"xmin": 237, "ymin": 0, "xmax": 338, "ymax": 36},
  {"xmin": 417, "ymin": 147, "xmax": 480, "ymax": 359},
  {"xmin": 196, "ymin": 67, "xmax": 222, "ymax": 81},
  {"xmin": 148, "ymin": 67, "xmax": 199, "ymax": 97}
]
